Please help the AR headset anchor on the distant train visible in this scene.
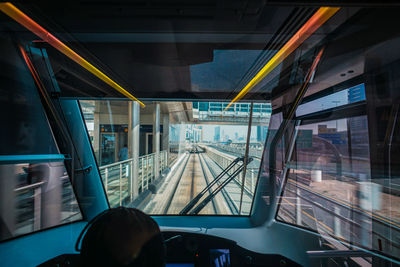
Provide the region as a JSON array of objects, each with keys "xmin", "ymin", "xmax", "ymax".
[{"xmin": 188, "ymin": 145, "xmax": 205, "ymax": 154}]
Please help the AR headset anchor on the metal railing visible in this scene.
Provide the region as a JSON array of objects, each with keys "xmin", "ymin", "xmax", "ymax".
[
  {"xmin": 211, "ymin": 143, "xmax": 263, "ymax": 159},
  {"xmin": 12, "ymin": 173, "xmax": 80, "ymax": 235},
  {"xmin": 99, "ymin": 150, "xmax": 168, "ymax": 207}
]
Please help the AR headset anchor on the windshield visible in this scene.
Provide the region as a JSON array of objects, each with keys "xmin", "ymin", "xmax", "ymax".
[{"xmin": 80, "ymin": 100, "xmax": 270, "ymax": 215}]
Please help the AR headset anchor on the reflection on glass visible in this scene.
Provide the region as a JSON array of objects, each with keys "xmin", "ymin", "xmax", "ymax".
[
  {"xmin": 0, "ymin": 162, "xmax": 82, "ymax": 241},
  {"xmin": 210, "ymin": 249, "xmax": 231, "ymax": 267},
  {"xmin": 190, "ymin": 50, "xmax": 262, "ymax": 92},
  {"xmin": 0, "ymin": 35, "xmax": 82, "ymax": 241},
  {"xmin": 276, "ymin": 113, "xmax": 399, "ymax": 259},
  {"xmin": 296, "ymin": 84, "xmax": 366, "ymax": 117},
  {"xmin": 81, "ymin": 101, "xmax": 271, "ymax": 214}
]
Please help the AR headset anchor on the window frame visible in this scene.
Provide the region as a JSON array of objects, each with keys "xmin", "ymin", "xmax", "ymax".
[{"xmin": 273, "ymin": 79, "xmax": 373, "ymax": 251}]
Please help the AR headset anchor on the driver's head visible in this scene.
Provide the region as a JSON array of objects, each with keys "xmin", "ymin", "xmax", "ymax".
[{"xmin": 80, "ymin": 207, "xmax": 165, "ymax": 267}]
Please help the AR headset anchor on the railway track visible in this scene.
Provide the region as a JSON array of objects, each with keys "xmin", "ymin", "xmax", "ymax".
[
  {"xmin": 198, "ymin": 152, "xmax": 238, "ymax": 214},
  {"xmin": 162, "ymin": 153, "xmax": 191, "ymax": 214},
  {"xmin": 163, "ymin": 149, "xmax": 223, "ymax": 214},
  {"xmin": 146, "ymin": 145, "xmax": 253, "ymax": 215},
  {"xmin": 279, "ymin": 180, "xmax": 400, "ymax": 256},
  {"xmin": 197, "ymin": 152, "xmax": 219, "ymax": 213}
]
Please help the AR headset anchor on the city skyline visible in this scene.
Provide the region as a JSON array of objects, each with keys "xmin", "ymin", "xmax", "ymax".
[{"xmin": 171, "ymin": 124, "xmax": 269, "ymax": 143}]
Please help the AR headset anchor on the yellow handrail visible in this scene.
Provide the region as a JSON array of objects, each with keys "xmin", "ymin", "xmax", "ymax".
[
  {"xmin": 0, "ymin": 2, "xmax": 145, "ymax": 107},
  {"xmin": 225, "ymin": 7, "xmax": 340, "ymax": 109}
]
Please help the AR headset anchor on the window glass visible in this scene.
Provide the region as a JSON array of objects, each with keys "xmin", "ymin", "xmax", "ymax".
[
  {"xmin": 259, "ymin": 112, "xmax": 285, "ymax": 202},
  {"xmin": 268, "ymin": 7, "xmax": 400, "ymax": 261},
  {"xmin": 296, "ymin": 84, "xmax": 366, "ymax": 117},
  {"xmin": 81, "ymin": 100, "xmax": 271, "ymax": 215},
  {"xmin": 277, "ymin": 115, "xmax": 383, "ymax": 249},
  {"xmin": 276, "ymin": 111, "xmax": 399, "ymax": 258},
  {"xmin": 0, "ymin": 37, "xmax": 82, "ymax": 241}
]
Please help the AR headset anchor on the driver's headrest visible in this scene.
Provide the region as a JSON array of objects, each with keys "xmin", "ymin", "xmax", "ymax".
[{"xmin": 77, "ymin": 207, "xmax": 165, "ymax": 267}]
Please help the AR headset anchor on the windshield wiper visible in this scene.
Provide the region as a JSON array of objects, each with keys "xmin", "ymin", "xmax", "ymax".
[
  {"xmin": 179, "ymin": 156, "xmax": 244, "ymax": 215},
  {"xmin": 180, "ymin": 156, "xmax": 253, "ymax": 215}
]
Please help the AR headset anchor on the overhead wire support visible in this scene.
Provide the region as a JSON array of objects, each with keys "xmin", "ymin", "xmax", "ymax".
[{"xmin": 239, "ymin": 102, "xmax": 253, "ymax": 215}]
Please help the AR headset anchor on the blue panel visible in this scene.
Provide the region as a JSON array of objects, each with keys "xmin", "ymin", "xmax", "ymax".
[
  {"xmin": 0, "ymin": 222, "xmax": 86, "ymax": 267},
  {"xmin": 59, "ymin": 100, "xmax": 109, "ymax": 220},
  {"xmin": 348, "ymin": 83, "xmax": 366, "ymax": 103},
  {"xmin": 153, "ymin": 216, "xmax": 253, "ymax": 229},
  {"xmin": 0, "ymin": 154, "xmax": 65, "ymax": 164},
  {"xmin": 199, "ymin": 102, "xmax": 209, "ymax": 111}
]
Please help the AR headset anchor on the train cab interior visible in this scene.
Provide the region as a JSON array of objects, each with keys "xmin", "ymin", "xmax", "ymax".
[{"xmin": 0, "ymin": 0, "xmax": 400, "ymax": 266}]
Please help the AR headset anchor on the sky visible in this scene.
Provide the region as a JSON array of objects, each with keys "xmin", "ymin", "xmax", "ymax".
[
  {"xmin": 296, "ymin": 90, "xmax": 348, "ymax": 117},
  {"xmin": 190, "ymin": 50, "xmax": 263, "ymax": 91},
  {"xmin": 200, "ymin": 125, "xmax": 259, "ymax": 141},
  {"xmin": 296, "ymin": 83, "xmax": 366, "ymax": 117}
]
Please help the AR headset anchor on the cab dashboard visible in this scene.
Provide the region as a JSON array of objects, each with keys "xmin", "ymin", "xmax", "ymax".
[
  {"xmin": 162, "ymin": 231, "xmax": 300, "ymax": 267},
  {"xmin": 39, "ymin": 231, "xmax": 301, "ymax": 267}
]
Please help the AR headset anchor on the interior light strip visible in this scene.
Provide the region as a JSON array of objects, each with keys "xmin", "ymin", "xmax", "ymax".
[
  {"xmin": 225, "ymin": 7, "xmax": 340, "ymax": 109},
  {"xmin": 0, "ymin": 2, "xmax": 145, "ymax": 107}
]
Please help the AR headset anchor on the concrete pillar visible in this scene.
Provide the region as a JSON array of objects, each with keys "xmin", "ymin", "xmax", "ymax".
[
  {"xmin": 128, "ymin": 102, "xmax": 140, "ymax": 200},
  {"xmin": 93, "ymin": 111, "xmax": 100, "ymax": 160},
  {"xmin": 311, "ymin": 170, "xmax": 322, "ymax": 182},
  {"xmin": 178, "ymin": 124, "xmax": 185, "ymax": 156},
  {"xmin": 162, "ymin": 114, "xmax": 170, "ymax": 166},
  {"xmin": 334, "ymin": 206, "xmax": 341, "ymax": 237},
  {"xmin": 296, "ymin": 187, "xmax": 302, "ymax": 225},
  {"xmin": 153, "ymin": 103, "xmax": 160, "ymax": 180}
]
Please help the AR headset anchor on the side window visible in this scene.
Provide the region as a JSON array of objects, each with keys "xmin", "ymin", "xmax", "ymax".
[
  {"xmin": 275, "ymin": 84, "xmax": 399, "ymax": 259},
  {"xmin": 0, "ymin": 37, "xmax": 82, "ymax": 241}
]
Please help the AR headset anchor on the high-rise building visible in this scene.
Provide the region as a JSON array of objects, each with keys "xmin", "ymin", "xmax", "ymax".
[
  {"xmin": 257, "ymin": 126, "xmax": 262, "ymax": 142},
  {"xmin": 198, "ymin": 126, "xmax": 203, "ymax": 142},
  {"xmin": 261, "ymin": 126, "xmax": 268, "ymax": 142},
  {"xmin": 214, "ymin": 126, "xmax": 221, "ymax": 142},
  {"xmin": 257, "ymin": 126, "xmax": 269, "ymax": 142}
]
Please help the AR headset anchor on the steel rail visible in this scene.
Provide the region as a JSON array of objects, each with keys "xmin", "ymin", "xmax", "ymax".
[
  {"xmin": 197, "ymin": 152, "xmax": 218, "ymax": 214},
  {"xmin": 198, "ymin": 153, "xmax": 238, "ymax": 214},
  {"xmin": 163, "ymin": 153, "xmax": 191, "ymax": 214},
  {"xmin": 179, "ymin": 155, "xmax": 243, "ymax": 214},
  {"xmin": 190, "ymin": 157, "xmax": 253, "ymax": 215},
  {"xmin": 284, "ymin": 187, "xmax": 361, "ymax": 228},
  {"xmin": 280, "ymin": 190, "xmax": 400, "ymax": 252}
]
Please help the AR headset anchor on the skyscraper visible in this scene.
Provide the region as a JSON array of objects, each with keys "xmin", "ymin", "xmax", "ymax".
[
  {"xmin": 257, "ymin": 126, "xmax": 262, "ymax": 142},
  {"xmin": 214, "ymin": 126, "xmax": 221, "ymax": 142}
]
